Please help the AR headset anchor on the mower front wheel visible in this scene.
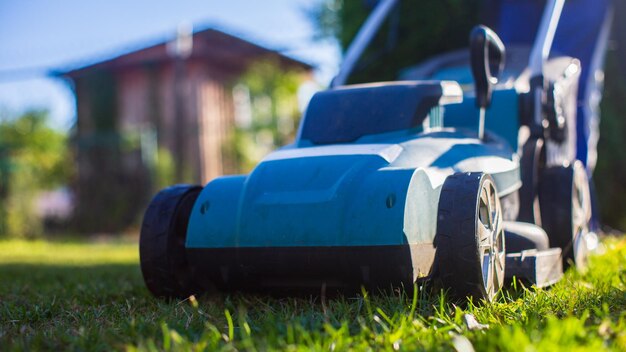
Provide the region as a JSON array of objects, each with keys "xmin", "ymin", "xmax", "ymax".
[
  {"xmin": 436, "ymin": 172, "xmax": 505, "ymax": 302},
  {"xmin": 140, "ymin": 185, "xmax": 202, "ymax": 299}
]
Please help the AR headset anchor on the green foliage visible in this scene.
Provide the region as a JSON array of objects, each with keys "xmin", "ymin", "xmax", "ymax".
[
  {"xmin": 227, "ymin": 60, "xmax": 305, "ymax": 173},
  {"xmin": 0, "ymin": 110, "xmax": 70, "ymax": 187},
  {"xmin": 0, "ymin": 110, "xmax": 71, "ymax": 237},
  {"xmin": 152, "ymin": 147, "xmax": 176, "ymax": 191},
  {"xmin": 312, "ymin": 0, "xmax": 480, "ymax": 84},
  {"xmin": 0, "ymin": 236, "xmax": 625, "ymax": 350},
  {"xmin": 595, "ymin": 52, "xmax": 626, "ymax": 231}
]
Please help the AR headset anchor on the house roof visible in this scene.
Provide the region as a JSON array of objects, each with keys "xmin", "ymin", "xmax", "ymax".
[{"xmin": 59, "ymin": 27, "xmax": 314, "ymax": 78}]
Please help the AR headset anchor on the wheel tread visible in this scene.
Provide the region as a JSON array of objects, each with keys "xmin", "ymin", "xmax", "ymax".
[
  {"xmin": 435, "ymin": 172, "xmax": 501, "ymax": 302},
  {"xmin": 139, "ymin": 184, "xmax": 202, "ymax": 299}
]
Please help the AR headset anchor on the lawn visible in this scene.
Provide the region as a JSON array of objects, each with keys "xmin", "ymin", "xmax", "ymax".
[{"xmin": 0, "ymin": 236, "xmax": 625, "ymax": 351}]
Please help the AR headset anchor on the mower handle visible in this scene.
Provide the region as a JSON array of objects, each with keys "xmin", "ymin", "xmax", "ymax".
[{"xmin": 470, "ymin": 25, "xmax": 506, "ymax": 110}]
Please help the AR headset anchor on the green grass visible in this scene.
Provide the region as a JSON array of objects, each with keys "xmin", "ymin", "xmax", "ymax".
[{"xmin": 1, "ymin": 237, "xmax": 625, "ymax": 351}]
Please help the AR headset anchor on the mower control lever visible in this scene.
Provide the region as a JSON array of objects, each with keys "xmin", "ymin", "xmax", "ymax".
[{"xmin": 470, "ymin": 25, "xmax": 505, "ymax": 139}]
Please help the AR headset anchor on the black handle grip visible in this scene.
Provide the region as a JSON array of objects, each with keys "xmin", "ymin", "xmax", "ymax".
[{"xmin": 470, "ymin": 25, "xmax": 505, "ymax": 109}]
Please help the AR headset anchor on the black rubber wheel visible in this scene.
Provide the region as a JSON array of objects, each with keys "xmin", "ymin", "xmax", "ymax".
[
  {"xmin": 539, "ymin": 161, "xmax": 591, "ymax": 270},
  {"xmin": 140, "ymin": 184, "xmax": 202, "ymax": 299},
  {"xmin": 435, "ymin": 172, "xmax": 505, "ymax": 302}
]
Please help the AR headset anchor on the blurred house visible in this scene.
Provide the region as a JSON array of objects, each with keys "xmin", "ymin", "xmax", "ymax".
[{"xmin": 61, "ymin": 27, "xmax": 313, "ymax": 233}]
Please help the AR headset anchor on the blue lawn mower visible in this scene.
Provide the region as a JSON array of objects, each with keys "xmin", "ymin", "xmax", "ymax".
[{"xmin": 140, "ymin": 0, "xmax": 606, "ymax": 302}]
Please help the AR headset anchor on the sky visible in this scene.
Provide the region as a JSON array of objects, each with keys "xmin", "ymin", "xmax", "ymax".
[{"xmin": 0, "ymin": 0, "xmax": 341, "ymax": 130}]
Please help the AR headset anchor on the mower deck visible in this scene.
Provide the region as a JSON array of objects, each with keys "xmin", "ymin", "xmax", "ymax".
[
  {"xmin": 505, "ymin": 248, "xmax": 563, "ymax": 288},
  {"xmin": 187, "ymin": 244, "xmax": 430, "ymax": 293}
]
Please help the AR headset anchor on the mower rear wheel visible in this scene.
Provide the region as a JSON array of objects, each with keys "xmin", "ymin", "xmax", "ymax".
[
  {"xmin": 140, "ymin": 184, "xmax": 202, "ymax": 299},
  {"xmin": 436, "ymin": 172, "xmax": 505, "ymax": 302},
  {"xmin": 539, "ymin": 161, "xmax": 591, "ymax": 270}
]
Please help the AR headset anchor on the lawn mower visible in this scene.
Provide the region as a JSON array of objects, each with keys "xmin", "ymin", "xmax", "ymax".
[{"xmin": 140, "ymin": 0, "xmax": 609, "ymax": 302}]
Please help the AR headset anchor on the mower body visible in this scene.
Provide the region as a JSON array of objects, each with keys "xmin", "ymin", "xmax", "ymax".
[
  {"xmin": 140, "ymin": 0, "xmax": 601, "ymax": 299},
  {"xmin": 184, "ymin": 81, "xmax": 520, "ymax": 291}
]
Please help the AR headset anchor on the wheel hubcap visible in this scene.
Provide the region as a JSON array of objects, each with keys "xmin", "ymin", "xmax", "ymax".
[{"xmin": 477, "ymin": 180, "xmax": 505, "ymax": 299}]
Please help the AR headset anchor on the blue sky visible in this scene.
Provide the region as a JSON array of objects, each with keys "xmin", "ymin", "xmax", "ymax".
[{"xmin": 0, "ymin": 0, "xmax": 340, "ymax": 130}]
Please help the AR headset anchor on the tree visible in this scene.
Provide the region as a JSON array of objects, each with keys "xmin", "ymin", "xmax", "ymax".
[
  {"xmin": 0, "ymin": 110, "xmax": 71, "ymax": 237},
  {"xmin": 596, "ymin": 52, "xmax": 626, "ymax": 231},
  {"xmin": 311, "ymin": 0, "xmax": 480, "ymax": 84},
  {"xmin": 225, "ymin": 60, "xmax": 306, "ymax": 172}
]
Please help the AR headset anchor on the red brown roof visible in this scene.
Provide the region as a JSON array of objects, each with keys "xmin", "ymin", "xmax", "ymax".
[{"xmin": 61, "ymin": 27, "xmax": 313, "ymax": 78}]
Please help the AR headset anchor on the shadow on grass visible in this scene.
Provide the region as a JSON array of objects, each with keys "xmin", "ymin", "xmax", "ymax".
[{"xmin": 0, "ymin": 263, "xmax": 145, "ymax": 300}]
